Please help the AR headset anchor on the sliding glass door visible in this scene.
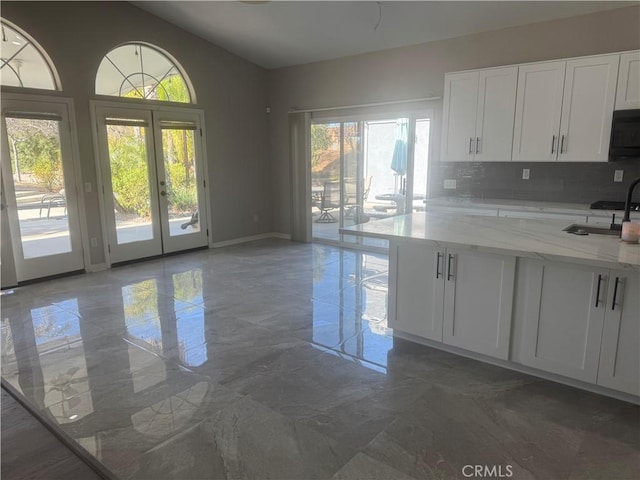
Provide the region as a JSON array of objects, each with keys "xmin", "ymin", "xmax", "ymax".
[
  {"xmin": 310, "ymin": 112, "xmax": 431, "ymax": 247},
  {"xmin": 95, "ymin": 105, "xmax": 208, "ymax": 264}
]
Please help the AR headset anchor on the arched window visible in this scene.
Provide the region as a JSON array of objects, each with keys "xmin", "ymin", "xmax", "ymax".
[
  {"xmin": 95, "ymin": 43, "xmax": 193, "ymax": 103},
  {"xmin": 0, "ymin": 19, "xmax": 60, "ymax": 90}
]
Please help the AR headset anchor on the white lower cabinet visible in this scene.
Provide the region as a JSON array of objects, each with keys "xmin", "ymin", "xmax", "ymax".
[
  {"xmin": 390, "ymin": 241, "xmax": 515, "ymax": 358},
  {"xmin": 389, "ymin": 241, "xmax": 444, "ymax": 341},
  {"xmin": 442, "ymin": 249, "xmax": 515, "ymax": 359},
  {"xmin": 517, "ymin": 259, "xmax": 639, "ymax": 395},
  {"xmin": 597, "ymin": 270, "xmax": 640, "ymax": 396},
  {"xmin": 390, "ymin": 241, "xmax": 639, "ymax": 398},
  {"xmin": 518, "ymin": 260, "xmax": 608, "ymax": 383}
]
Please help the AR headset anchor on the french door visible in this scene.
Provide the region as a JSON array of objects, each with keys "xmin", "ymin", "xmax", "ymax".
[
  {"xmin": 94, "ymin": 105, "xmax": 208, "ymax": 264},
  {"xmin": 1, "ymin": 97, "xmax": 84, "ymax": 284}
]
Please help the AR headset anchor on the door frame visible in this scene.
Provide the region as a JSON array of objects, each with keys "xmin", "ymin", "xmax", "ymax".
[
  {"xmin": 90, "ymin": 100, "xmax": 211, "ymax": 267},
  {"xmin": 1, "ymin": 93, "xmax": 89, "ymax": 282}
]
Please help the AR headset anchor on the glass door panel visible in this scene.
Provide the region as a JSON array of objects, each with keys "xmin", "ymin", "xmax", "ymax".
[
  {"xmin": 342, "ymin": 121, "xmax": 361, "ymax": 244},
  {"xmin": 311, "ymin": 122, "xmax": 341, "ymax": 242},
  {"xmin": 411, "ymin": 118, "xmax": 431, "ymax": 208},
  {"xmin": 5, "ymin": 117, "xmax": 72, "ymax": 257},
  {"xmin": 96, "ymin": 107, "xmax": 162, "ymax": 264},
  {"xmin": 154, "ymin": 112, "xmax": 208, "ymax": 253},
  {"xmin": 1, "ymin": 99, "xmax": 84, "ymax": 282},
  {"xmin": 106, "ymin": 123, "xmax": 154, "ymax": 245}
]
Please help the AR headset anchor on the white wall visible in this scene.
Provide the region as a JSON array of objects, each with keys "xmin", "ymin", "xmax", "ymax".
[{"xmin": 268, "ymin": 5, "xmax": 640, "ymax": 234}]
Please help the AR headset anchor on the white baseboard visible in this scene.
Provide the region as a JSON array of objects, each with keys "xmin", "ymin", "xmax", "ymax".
[
  {"xmin": 212, "ymin": 232, "xmax": 291, "ymax": 248},
  {"xmin": 86, "ymin": 263, "xmax": 108, "ymax": 273},
  {"xmin": 270, "ymin": 232, "xmax": 292, "ymax": 240}
]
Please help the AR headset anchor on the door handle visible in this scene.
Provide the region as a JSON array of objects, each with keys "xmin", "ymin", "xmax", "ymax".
[
  {"xmin": 469, "ymin": 137, "xmax": 474, "ymax": 155},
  {"xmin": 595, "ymin": 274, "xmax": 603, "ymax": 307},
  {"xmin": 475, "ymin": 137, "xmax": 480, "ymax": 154},
  {"xmin": 560, "ymin": 134, "xmax": 566, "ymax": 153},
  {"xmin": 436, "ymin": 252, "xmax": 442, "ymax": 279},
  {"xmin": 611, "ymin": 277, "xmax": 621, "ymax": 311},
  {"xmin": 447, "ymin": 253, "xmax": 455, "ymax": 281},
  {"xmin": 551, "ymin": 135, "xmax": 556, "ymax": 154}
]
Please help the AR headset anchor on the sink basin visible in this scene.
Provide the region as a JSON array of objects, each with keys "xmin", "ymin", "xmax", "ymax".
[{"xmin": 564, "ymin": 224, "xmax": 621, "ymax": 236}]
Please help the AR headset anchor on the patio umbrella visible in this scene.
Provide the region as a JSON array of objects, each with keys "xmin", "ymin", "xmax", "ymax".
[{"xmin": 390, "ymin": 120, "xmax": 408, "ymax": 192}]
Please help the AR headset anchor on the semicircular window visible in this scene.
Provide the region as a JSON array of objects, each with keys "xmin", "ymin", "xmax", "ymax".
[
  {"xmin": 96, "ymin": 43, "xmax": 192, "ymax": 103},
  {"xmin": 0, "ymin": 19, "xmax": 59, "ymax": 90}
]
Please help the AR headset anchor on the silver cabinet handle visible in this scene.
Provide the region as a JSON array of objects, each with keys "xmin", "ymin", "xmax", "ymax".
[
  {"xmin": 551, "ymin": 135, "xmax": 556, "ymax": 154},
  {"xmin": 476, "ymin": 137, "xmax": 480, "ymax": 154},
  {"xmin": 468, "ymin": 137, "xmax": 474, "ymax": 154},
  {"xmin": 447, "ymin": 254, "xmax": 455, "ymax": 281},
  {"xmin": 595, "ymin": 274, "xmax": 603, "ymax": 308},
  {"xmin": 436, "ymin": 252, "xmax": 442, "ymax": 279},
  {"xmin": 560, "ymin": 135, "xmax": 566, "ymax": 153}
]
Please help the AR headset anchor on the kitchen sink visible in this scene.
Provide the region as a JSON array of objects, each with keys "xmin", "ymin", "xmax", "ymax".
[{"xmin": 564, "ymin": 224, "xmax": 621, "ymax": 236}]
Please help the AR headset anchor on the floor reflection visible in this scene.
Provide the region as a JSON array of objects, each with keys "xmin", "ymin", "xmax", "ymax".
[
  {"xmin": 312, "ymin": 249, "xmax": 391, "ymax": 371},
  {"xmin": 3, "ymin": 240, "xmax": 635, "ymax": 480}
]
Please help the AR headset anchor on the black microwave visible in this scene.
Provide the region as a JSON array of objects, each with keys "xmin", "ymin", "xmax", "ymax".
[{"xmin": 609, "ymin": 109, "xmax": 640, "ymax": 161}]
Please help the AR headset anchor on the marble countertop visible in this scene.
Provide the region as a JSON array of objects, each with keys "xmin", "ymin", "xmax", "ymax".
[
  {"xmin": 340, "ymin": 213, "xmax": 640, "ymax": 271},
  {"xmin": 426, "ymin": 197, "xmax": 640, "ymax": 218}
]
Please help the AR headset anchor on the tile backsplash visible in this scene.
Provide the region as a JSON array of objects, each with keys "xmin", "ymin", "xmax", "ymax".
[{"xmin": 429, "ymin": 160, "xmax": 640, "ymax": 204}]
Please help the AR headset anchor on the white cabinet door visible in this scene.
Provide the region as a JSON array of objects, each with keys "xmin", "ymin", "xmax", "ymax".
[
  {"xmin": 615, "ymin": 51, "xmax": 640, "ymax": 110},
  {"xmin": 389, "ymin": 241, "xmax": 444, "ymax": 341},
  {"xmin": 598, "ymin": 271, "xmax": 640, "ymax": 396},
  {"xmin": 520, "ymin": 260, "xmax": 607, "ymax": 383},
  {"xmin": 443, "ymin": 249, "xmax": 515, "ymax": 359},
  {"xmin": 559, "ymin": 55, "xmax": 619, "ymax": 162},
  {"xmin": 512, "ymin": 61, "xmax": 566, "ymax": 162},
  {"xmin": 441, "ymin": 71, "xmax": 478, "ymax": 162},
  {"xmin": 475, "ymin": 67, "xmax": 518, "ymax": 162}
]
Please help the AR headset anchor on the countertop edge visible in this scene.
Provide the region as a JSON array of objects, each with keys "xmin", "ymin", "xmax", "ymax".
[{"xmin": 340, "ymin": 216, "xmax": 640, "ymax": 273}]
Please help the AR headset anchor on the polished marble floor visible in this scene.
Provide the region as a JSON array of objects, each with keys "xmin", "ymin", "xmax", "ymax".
[{"xmin": 1, "ymin": 239, "xmax": 638, "ymax": 479}]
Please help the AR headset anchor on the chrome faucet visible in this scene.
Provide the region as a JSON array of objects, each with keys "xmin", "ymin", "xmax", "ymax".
[{"xmin": 622, "ymin": 176, "xmax": 640, "ymax": 223}]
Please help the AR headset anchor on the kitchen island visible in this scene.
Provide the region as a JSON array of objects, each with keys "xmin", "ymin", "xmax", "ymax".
[{"xmin": 341, "ymin": 212, "xmax": 640, "ymax": 402}]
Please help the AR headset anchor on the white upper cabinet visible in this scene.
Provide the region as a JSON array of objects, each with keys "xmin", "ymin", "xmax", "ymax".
[
  {"xmin": 558, "ymin": 55, "xmax": 619, "ymax": 162},
  {"xmin": 441, "ymin": 67, "xmax": 517, "ymax": 162},
  {"xmin": 441, "ymin": 71, "xmax": 478, "ymax": 162},
  {"xmin": 615, "ymin": 51, "xmax": 640, "ymax": 110},
  {"xmin": 443, "ymin": 50, "xmax": 637, "ymax": 163},
  {"xmin": 513, "ymin": 54, "xmax": 619, "ymax": 162},
  {"xmin": 475, "ymin": 67, "xmax": 518, "ymax": 162},
  {"xmin": 512, "ymin": 61, "xmax": 566, "ymax": 162}
]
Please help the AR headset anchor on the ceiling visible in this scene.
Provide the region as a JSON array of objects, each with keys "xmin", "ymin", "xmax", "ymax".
[{"xmin": 133, "ymin": 1, "xmax": 637, "ymax": 70}]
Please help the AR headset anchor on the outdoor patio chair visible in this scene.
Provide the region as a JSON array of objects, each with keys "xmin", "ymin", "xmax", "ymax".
[
  {"xmin": 316, "ymin": 181, "xmax": 340, "ymax": 223},
  {"xmin": 344, "ymin": 176, "xmax": 372, "ymax": 220},
  {"xmin": 39, "ymin": 189, "xmax": 66, "ymax": 219}
]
